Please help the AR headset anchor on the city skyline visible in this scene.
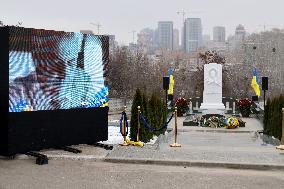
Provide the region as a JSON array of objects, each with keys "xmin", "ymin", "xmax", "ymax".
[{"xmin": 1, "ymin": 0, "xmax": 284, "ymax": 45}]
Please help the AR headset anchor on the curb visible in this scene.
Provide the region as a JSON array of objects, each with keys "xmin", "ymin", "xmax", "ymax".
[
  {"xmin": 178, "ymin": 129, "xmax": 255, "ymax": 134},
  {"xmin": 2, "ymin": 154, "xmax": 284, "ymax": 171},
  {"xmin": 43, "ymin": 155, "xmax": 106, "ymax": 161},
  {"xmin": 103, "ymin": 157, "xmax": 284, "ymax": 171},
  {"xmin": 0, "ymin": 154, "xmax": 106, "ymax": 162}
]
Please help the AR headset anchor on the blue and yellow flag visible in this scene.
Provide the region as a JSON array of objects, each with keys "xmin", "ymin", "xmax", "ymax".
[
  {"xmin": 168, "ymin": 68, "xmax": 174, "ymax": 95},
  {"xmin": 251, "ymin": 67, "xmax": 260, "ymax": 97}
]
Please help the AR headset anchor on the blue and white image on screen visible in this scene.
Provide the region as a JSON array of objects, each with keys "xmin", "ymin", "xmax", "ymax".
[{"xmin": 9, "ymin": 28, "xmax": 108, "ymax": 112}]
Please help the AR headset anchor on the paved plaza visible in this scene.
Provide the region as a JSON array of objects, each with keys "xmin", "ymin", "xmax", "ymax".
[
  {"xmin": 105, "ymin": 116, "xmax": 284, "ymax": 169},
  {"xmin": 1, "ymin": 114, "xmax": 284, "ymax": 188},
  {"xmin": 1, "ymin": 115, "xmax": 283, "ymax": 170}
]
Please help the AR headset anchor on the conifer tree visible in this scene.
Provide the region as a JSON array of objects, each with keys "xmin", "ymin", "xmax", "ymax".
[
  {"xmin": 160, "ymin": 100, "xmax": 167, "ymax": 135},
  {"xmin": 148, "ymin": 93, "xmax": 167, "ymax": 136},
  {"xmin": 263, "ymin": 95, "xmax": 284, "ymax": 140},
  {"xmin": 130, "ymin": 89, "xmax": 142, "ymax": 141},
  {"xmin": 130, "ymin": 89, "xmax": 154, "ymax": 142},
  {"xmin": 148, "ymin": 93, "xmax": 158, "ymax": 131},
  {"xmin": 263, "ymin": 98, "xmax": 270, "ymax": 134},
  {"xmin": 268, "ymin": 99, "xmax": 276, "ymax": 136},
  {"xmin": 280, "ymin": 95, "xmax": 284, "ymax": 140},
  {"xmin": 275, "ymin": 95, "xmax": 284, "ymax": 139},
  {"xmin": 140, "ymin": 92, "xmax": 153, "ymax": 142}
]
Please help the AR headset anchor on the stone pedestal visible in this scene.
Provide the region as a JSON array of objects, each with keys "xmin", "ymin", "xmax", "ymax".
[{"xmin": 200, "ymin": 63, "xmax": 225, "ymax": 115}]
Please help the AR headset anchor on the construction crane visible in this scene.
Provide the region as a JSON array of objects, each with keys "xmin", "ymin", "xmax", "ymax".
[
  {"xmin": 90, "ymin": 22, "xmax": 102, "ymax": 35},
  {"xmin": 177, "ymin": 10, "xmax": 203, "ymax": 23},
  {"xmin": 257, "ymin": 24, "xmax": 281, "ymax": 32},
  {"xmin": 177, "ymin": 10, "xmax": 203, "ymax": 51},
  {"xmin": 177, "ymin": 11, "xmax": 186, "ymax": 23}
]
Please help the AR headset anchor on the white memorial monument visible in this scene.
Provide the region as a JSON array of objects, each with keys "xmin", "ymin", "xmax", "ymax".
[{"xmin": 200, "ymin": 63, "xmax": 225, "ymax": 115}]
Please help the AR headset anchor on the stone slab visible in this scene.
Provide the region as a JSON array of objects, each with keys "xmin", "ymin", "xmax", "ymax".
[{"xmin": 200, "ymin": 63, "xmax": 225, "ymax": 114}]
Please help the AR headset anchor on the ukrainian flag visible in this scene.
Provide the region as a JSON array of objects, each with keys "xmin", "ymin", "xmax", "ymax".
[
  {"xmin": 168, "ymin": 68, "xmax": 174, "ymax": 95},
  {"xmin": 251, "ymin": 67, "xmax": 261, "ymax": 97}
]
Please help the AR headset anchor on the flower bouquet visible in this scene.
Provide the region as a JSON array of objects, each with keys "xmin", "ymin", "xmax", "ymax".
[
  {"xmin": 174, "ymin": 98, "xmax": 189, "ymax": 117},
  {"xmin": 201, "ymin": 115, "xmax": 245, "ymax": 129},
  {"xmin": 236, "ymin": 98, "xmax": 252, "ymax": 117},
  {"xmin": 224, "ymin": 117, "xmax": 239, "ymax": 129},
  {"xmin": 202, "ymin": 116, "xmax": 225, "ymax": 128}
]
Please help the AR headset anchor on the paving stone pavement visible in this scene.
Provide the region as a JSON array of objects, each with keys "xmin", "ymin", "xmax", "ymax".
[
  {"xmin": 2, "ymin": 115, "xmax": 283, "ymax": 170},
  {"xmin": 106, "ymin": 116, "xmax": 284, "ymax": 168}
]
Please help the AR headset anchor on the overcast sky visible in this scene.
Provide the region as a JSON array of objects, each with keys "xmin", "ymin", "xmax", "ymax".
[{"xmin": 1, "ymin": 0, "xmax": 283, "ymax": 45}]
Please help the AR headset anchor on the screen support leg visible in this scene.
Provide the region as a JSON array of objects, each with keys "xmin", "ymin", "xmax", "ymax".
[
  {"xmin": 60, "ymin": 146, "xmax": 82, "ymax": 154},
  {"xmin": 25, "ymin": 151, "xmax": 48, "ymax": 165},
  {"xmin": 92, "ymin": 143, "xmax": 113, "ymax": 150}
]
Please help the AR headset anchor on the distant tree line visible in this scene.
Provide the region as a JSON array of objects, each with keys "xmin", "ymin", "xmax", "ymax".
[
  {"xmin": 223, "ymin": 29, "xmax": 284, "ymax": 99},
  {"xmin": 108, "ymin": 46, "xmax": 170, "ymax": 100},
  {"xmin": 108, "ymin": 29, "xmax": 284, "ymax": 101}
]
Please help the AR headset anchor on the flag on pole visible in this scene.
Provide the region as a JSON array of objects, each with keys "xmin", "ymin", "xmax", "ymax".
[
  {"xmin": 168, "ymin": 68, "xmax": 174, "ymax": 95},
  {"xmin": 251, "ymin": 67, "xmax": 261, "ymax": 97}
]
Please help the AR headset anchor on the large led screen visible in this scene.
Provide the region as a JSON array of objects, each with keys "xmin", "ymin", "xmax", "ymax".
[{"xmin": 9, "ymin": 27, "xmax": 108, "ymax": 112}]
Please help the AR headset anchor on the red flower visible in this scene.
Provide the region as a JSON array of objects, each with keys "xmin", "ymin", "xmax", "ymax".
[
  {"xmin": 236, "ymin": 98, "xmax": 252, "ymax": 108},
  {"xmin": 175, "ymin": 98, "xmax": 189, "ymax": 115}
]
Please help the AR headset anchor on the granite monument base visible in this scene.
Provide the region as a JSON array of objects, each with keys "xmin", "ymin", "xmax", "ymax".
[{"xmin": 200, "ymin": 103, "xmax": 226, "ymax": 115}]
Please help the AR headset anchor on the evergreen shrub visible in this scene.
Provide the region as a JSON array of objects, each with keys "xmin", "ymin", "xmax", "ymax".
[
  {"xmin": 130, "ymin": 89, "xmax": 167, "ymax": 142},
  {"xmin": 263, "ymin": 94, "xmax": 284, "ymax": 140}
]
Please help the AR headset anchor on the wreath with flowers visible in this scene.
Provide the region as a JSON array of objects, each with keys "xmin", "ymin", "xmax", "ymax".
[
  {"xmin": 201, "ymin": 116, "xmax": 245, "ymax": 129},
  {"xmin": 236, "ymin": 98, "xmax": 253, "ymax": 117},
  {"xmin": 174, "ymin": 98, "xmax": 189, "ymax": 116}
]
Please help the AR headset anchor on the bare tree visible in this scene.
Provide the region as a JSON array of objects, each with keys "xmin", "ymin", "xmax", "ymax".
[{"xmin": 109, "ymin": 29, "xmax": 284, "ymax": 102}]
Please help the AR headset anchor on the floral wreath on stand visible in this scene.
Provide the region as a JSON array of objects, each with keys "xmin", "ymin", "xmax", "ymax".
[
  {"xmin": 174, "ymin": 98, "xmax": 189, "ymax": 116},
  {"xmin": 236, "ymin": 98, "xmax": 253, "ymax": 117}
]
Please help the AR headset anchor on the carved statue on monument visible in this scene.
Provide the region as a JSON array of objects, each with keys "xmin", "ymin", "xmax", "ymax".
[{"xmin": 205, "ymin": 68, "xmax": 222, "ymax": 87}]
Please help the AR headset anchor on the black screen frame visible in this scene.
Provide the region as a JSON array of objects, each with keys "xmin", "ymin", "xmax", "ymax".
[{"xmin": 0, "ymin": 27, "xmax": 109, "ymax": 156}]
